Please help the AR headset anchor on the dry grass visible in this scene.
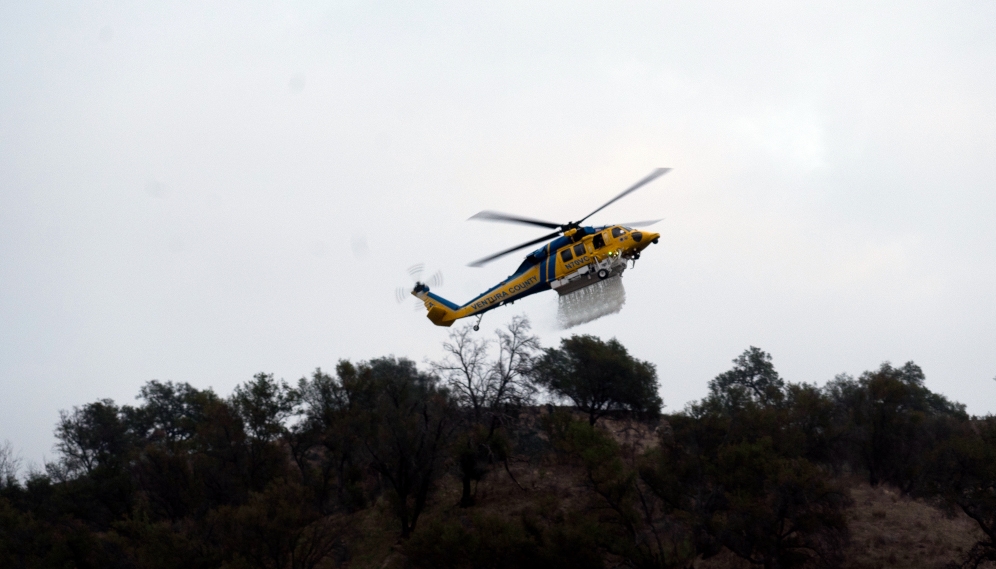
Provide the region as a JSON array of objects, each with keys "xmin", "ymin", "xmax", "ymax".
[
  {"xmin": 841, "ymin": 481, "xmax": 987, "ymax": 569},
  {"xmin": 693, "ymin": 480, "xmax": 989, "ymax": 569}
]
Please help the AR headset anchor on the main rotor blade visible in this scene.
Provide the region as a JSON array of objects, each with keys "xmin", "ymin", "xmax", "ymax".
[
  {"xmin": 468, "ymin": 229, "xmax": 562, "ymax": 268},
  {"xmin": 468, "ymin": 210, "xmax": 561, "ymax": 230},
  {"xmin": 619, "ymin": 219, "xmax": 663, "ymax": 227},
  {"xmin": 577, "ymin": 168, "xmax": 671, "ymax": 224}
]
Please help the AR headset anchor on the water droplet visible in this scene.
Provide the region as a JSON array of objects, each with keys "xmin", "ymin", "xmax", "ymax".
[{"xmin": 556, "ymin": 276, "xmax": 626, "ymax": 329}]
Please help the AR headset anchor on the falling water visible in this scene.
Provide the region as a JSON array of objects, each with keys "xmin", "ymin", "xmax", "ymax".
[{"xmin": 556, "ymin": 276, "xmax": 626, "ymax": 329}]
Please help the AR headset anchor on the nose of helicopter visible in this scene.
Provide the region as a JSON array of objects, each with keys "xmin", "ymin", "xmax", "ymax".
[{"xmin": 632, "ymin": 230, "xmax": 660, "ymax": 248}]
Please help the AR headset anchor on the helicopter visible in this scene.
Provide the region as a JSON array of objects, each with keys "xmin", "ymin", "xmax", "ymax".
[{"xmin": 410, "ymin": 168, "xmax": 670, "ymax": 330}]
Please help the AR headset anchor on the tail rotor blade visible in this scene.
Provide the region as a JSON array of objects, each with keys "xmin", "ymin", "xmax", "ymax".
[
  {"xmin": 427, "ymin": 270, "xmax": 444, "ymax": 288},
  {"xmin": 398, "ymin": 264, "xmax": 441, "ymax": 307},
  {"xmin": 395, "ymin": 287, "xmax": 410, "ymax": 303},
  {"xmin": 407, "ymin": 263, "xmax": 425, "ymax": 282}
]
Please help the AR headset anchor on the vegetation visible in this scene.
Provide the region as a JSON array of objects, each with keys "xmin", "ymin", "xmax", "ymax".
[
  {"xmin": 532, "ymin": 334, "xmax": 662, "ymax": 426},
  {"xmin": 0, "ymin": 320, "xmax": 994, "ymax": 568}
]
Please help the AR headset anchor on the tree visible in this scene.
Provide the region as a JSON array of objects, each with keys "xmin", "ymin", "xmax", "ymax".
[
  {"xmin": 230, "ymin": 373, "xmax": 297, "ymax": 492},
  {"xmin": 231, "ymin": 373, "xmax": 296, "ymax": 445},
  {"xmin": 291, "ymin": 363, "xmax": 373, "ymax": 514},
  {"xmin": 644, "ymin": 412, "xmax": 850, "ymax": 569},
  {"xmin": 125, "ymin": 381, "xmax": 221, "ymax": 521},
  {"xmin": 211, "ymin": 478, "xmax": 347, "ymax": 569},
  {"xmin": 824, "ymin": 362, "xmax": 966, "ymax": 489},
  {"xmin": 126, "ymin": 380, "xmax": 215, "ymax": 449},
  {"xmin": 51, "ymin": 399, "xmax": 137, "ymax": 527},
  {"xmin": 434, "ymin": 315, "xmax": 539, "ymax": 422},
  {"xmin": 546, "ymin": 412, "xmax": 697, "ymax": 568},
  {"xmin": 0, "ymin": 495, "xmax": 90, "ymax": 569},
  {"xmin": 189, "ymin": 396, "xmax": 253, "ymax": 508},
  {"xmin": 434, "ymin": 316, "xmax": 539, "ymax": 506},
  {"xmin": 0, "ymin": 441, "xmax": 19, "ymax": 491},
  {"xmin": 532, "ymin": 335, "xmax": 661, "ymax": 425},
  {"xmin": 706, "ymin": 346, "xmax": 785, "ymax": 411},
  {"xmin": 360, "ymin": 357, "xmax": 456, "ymax": 538},
  {"xmin": 642, "ymin": 348, "xmax": 851, "ymax": 569},
  {"xmin": 929, "ymin": 416, "xmax": 996, "ymax": 568},
  {"xmin": 54, "ymin": 399, "xmax": 131, "ymax": 478},
  {"xmin": 781, "ymin": 381, "xmax": 845, "ymax": 467},
  {"xmin": 708, "ymin": 439, "xmax": 849, "ymax": 569}
]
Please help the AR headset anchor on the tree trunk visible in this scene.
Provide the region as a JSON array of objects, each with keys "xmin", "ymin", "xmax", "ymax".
[
  {"xmin": 460, "ymin": 472, "xmax": 474, "ymax": 507},
  {"xmin": 399, "ymin": 499, "xmax": 411, "ymax": 539}
]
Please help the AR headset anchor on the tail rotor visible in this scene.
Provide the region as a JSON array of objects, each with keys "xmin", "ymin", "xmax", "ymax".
[{"xmin": 397, "ymin": 264, "xmax": 444, "ymax": 310}]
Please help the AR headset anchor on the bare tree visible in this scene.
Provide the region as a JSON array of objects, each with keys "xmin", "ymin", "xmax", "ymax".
[
  {"xmin": 434, "ymin": 315, "xmax": 539, "ymax": 423},
  {"xmin": 0, "ymin": 439, "xmax": 20, "ymax": 489},
  {"xmin": 435, "ymin": 325, "xmax": 493, "ymax": 421},
  {"xmin": 492, "ymin": 316, "xmax": 541, "ymax": 416},
  {"xmin": 433, "ymin": 315, "xmax": 540, "ymax": 506}
]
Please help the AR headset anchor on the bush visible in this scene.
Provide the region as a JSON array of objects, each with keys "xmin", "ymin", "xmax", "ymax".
[{"xmin": 405, "ymin": 509, "xmax": 603, "ymax": 569}]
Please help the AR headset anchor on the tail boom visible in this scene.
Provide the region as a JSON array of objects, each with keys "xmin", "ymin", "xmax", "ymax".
[{"xmin": 412, "ymin": 266, "xmax": 546, "ymax": 327}]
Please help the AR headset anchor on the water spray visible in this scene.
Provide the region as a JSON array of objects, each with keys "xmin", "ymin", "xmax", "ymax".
[{"xmin": 556, "ymin": 276, "xmax": 626, "ymax": 329}]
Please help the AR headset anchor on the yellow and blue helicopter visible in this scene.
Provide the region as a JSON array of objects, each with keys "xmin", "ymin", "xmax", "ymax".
[{"xmin": 411, "ymin": 168, "xmax": 670, "ymax": 330}]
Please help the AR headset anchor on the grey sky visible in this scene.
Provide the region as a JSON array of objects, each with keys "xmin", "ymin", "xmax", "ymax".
[{"xmin": 2, "ymin": 1, "xmax": 995, "ymax": 467}]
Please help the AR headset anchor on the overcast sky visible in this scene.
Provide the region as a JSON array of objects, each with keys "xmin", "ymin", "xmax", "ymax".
[{"xmin": 2, "ymin": 1, "xmax": 995, "ymax": 468}]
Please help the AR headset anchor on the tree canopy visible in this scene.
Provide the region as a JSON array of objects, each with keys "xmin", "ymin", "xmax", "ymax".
[{"xmin": 531, "ymin": 334, "xmax": 662, "ymax": 425}]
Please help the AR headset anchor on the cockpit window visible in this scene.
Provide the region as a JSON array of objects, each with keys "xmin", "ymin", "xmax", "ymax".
[{"xmin": 611, "ymin": 227, "xmax": 626, "ymax": 238}]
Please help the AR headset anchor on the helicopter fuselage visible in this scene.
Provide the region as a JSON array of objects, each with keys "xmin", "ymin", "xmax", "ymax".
[{"xmin": 413, "ymin": 224, "xmax": 660, "ymax": 327}]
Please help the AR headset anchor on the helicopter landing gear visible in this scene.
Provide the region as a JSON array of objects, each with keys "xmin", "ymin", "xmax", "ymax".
[
  {"xmin": 597, "ymin": 268, "xmax": 609, "ymax": 279},
  {"xmin": 473, "ymin": 313, "xmax": 484, "ymax": 332}
]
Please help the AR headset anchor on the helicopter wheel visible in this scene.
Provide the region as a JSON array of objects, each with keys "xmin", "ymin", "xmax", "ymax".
[
  {"xmin": 473, "ymin": 325, "xmax": 479, "ymax": 331},
  {"xmin": 597, "ymin": 269, "xmax": 609, "ymax": 279}
]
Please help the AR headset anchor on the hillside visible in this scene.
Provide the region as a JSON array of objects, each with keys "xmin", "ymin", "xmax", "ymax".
[
  {"xmin": 335, "ymin": 411, "xmax": 988, "ymax": 568},
  {"xmin": 2, "ymin": 338, "xmax": 994, "ymax": 569}
]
